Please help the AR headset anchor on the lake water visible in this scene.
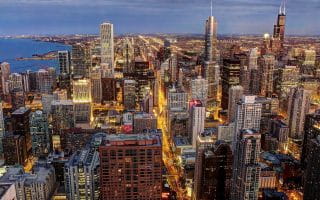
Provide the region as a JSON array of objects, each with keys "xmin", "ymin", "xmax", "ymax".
[{"xmin": 0, "ymin": 38, "xmax": 71, "ymax": 73}]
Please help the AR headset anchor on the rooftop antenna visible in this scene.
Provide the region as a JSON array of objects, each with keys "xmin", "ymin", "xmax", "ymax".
[
  {"xmin": 283, "ymin": 0, "xmax": 286, "ymax": 15},
  {"xmin": 210, "ymin": 0, "xmax": 213, "ymax": 16}
]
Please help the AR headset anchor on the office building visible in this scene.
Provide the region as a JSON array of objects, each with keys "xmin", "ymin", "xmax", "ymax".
[
  {"xmin": 303, "ymin": 135, "xmax": 320, "ymax": 200},
  {"xmin": 72, "ymin": 43, "xmax": 90, "ymax": 77},
  {"xmin": 233, "ymin": 96, "xmax": 262, "ymax": 150},
  {"xmin": 51, "ymin": 100, "xmax": 75, "ymax": 134},
  {"xmin": 0, "ymin": 62, "xmax": 10, "ymax": 95},
  {"xmin": 100, "ymin": 22, "xmax": 114, "ymax": 77},
  {"xmin": 12, "ymin": 107, "xmax": 32, "ymax": 157},
  {"xmin": 58, "ymin": 50, "xmax": 71, "ymax": 75},
  {"xmin": 0, "ymin": 102, "xmax": 5, "ymax": 154},
  {"xmin": 190, "ymin": 76, "xmax": 208, "ymax": 106},
  {"xmin": 37, "ymin": 68, "xmax": 56, "ymax": 94},
  {"xmin": 218, "ymin": 123, "xmax": 235, "ymax": 142},
  {"xmin": 90, "ymin": 67, "xmax": 102, "ymax": 103},
  {"xmin": 99, "ymin": 134, "xmax": 162, "ymax": 200},
  {"xmin": 167, "ymin": 85, "xmax": 188, "ymax": 112},
  {"xmin": 189, "ymin": 100, "xmax": 206, "ymax": 148},
  {"xmin": 193, "ymin": 141, "xmax": 233, "ymax": 200},
  {"xmin": 301, "ymin": 111, "xmax": 320, "ymax": 168},
  {"xmin": 8, "ymin": 73, "xmax": 23, "ymax": 92},
  {"xmin": 10, "ymin": 90, "xmax": 25, "ymax": 111},
  {"xmin": 228, "ymin": 85, "xmax": 244, "ymax": 123},
  {"xmin": 30, "ymin": 110, "xmax": 50, "ymax": 157},
  {"xmin": 123, "ymin": 79, "xmax": 136, "ymax": 110},
  {"xmin": 273, "ymin": 1, "xmax": 286, "ymax": 51},
  {"xmin": 3, "ymin": 133, "xmax": 26, "ymax": 165},
  {"xmin": 0, "ymin": 165, "xmax": 56, "ymax": 200},
  {"xmin": 204, "ymin": 15, "xmax": 218, "ymax": 62},
  {"xmin": 259, "ymin": 55, "xmax": 275, "ymax": 97},
  {"xmin": 221, "ymin": 58, "xmax": 241, "ymax": 109},
  {"xmin": 65, "ymin": 148, "xmax": 100, "ymax": 200},
  {"xmin": 203, "ymin": 62, "xmax": 220, "ymax": 108},
  {"xmin": 287, "ymin": 87, "xmax": 311, "ymax": 139},
  {"xmin": 231, "ymin": 129, "xmax": 261, "ymax": 200},
  {"xmin": 133, "ymin": 113, "xmax": 157, "ymax": 133}
]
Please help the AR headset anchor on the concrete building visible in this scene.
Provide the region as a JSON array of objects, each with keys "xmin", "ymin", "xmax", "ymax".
[
  {"xmin": 231, "ymin": 129, "xmax": 261, "ymax": 200},
  {"xmin": 37, "ymin": 68, "xmax": 56, "ymax": 94},
  {"xmin": 65, "ymin": 148, "xmax": 100, "ymax": 200},
  {"xmin": 228, "ymin": 85, "xmax": 244, "ymax": 123},
  {"xmin": 190, "ymin": 76, "xmax": 208, "ymax": 106},
  {"xmin": 100, "ymin": 22, "xmax": 114, "ymax": 77},
  {"xmin": 189, "ymin": 100, "xmax": 206, "ymax": 148},
  {"xmin": 30, "ymin": 110, "xmax": 50, "ymax": 157},
  {"xmin": 99, "ymin": 134, "xmax": 162, "ymax": 200},
  {"xmin": 133, "ymin": 113, "xmax": 157, "ymax": 134},
  {"xmin": 58, "ymin": 50, "xmax": 71, "ymax": 75},
  {"xmin": 123, "ymin": 79, "xmax": 136, "ymax": 110}
]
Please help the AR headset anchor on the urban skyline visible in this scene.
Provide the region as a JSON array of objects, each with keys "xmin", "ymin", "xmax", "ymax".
[{"xmin": 1, "ymin": 0, "xmax": 320, "ymax": 36}]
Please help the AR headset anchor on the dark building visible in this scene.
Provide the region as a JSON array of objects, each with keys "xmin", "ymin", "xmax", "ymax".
[
  {"xmin": 60, "ymin": 128, "xmax": 97, "ymax": 153},
  {"xmin": 101, "ymin": 78, "xmax": 117, "ymax": 102},
  {"xmin": 221, "ymin": 58, "xmax": 241, "ymax": 110},
  {"xmin": 10, "ymin": 90, "xmax": 25, "ymax": 111},
  {"xmin": 2, "ymin": 133, "xmax": 26, "ymax": 165},
  {"xmin": 99, "ymin": 134, "xmax": 162, "ymax": 200},
  {"xmin": 301, "ymin": 111, "xmax": 320, "ymax": 168},
  {"xmin": 303, "ymin": 136, "xmax": 320, "ymax": 200},
  {"xmin": 273, "ymin": 2, "xmax": 286, "ymax": 51},
  {"xmin": 196, "ymin": 141, "xmax": 233, "ymax": 200},
  {"xmin": 262, "ymin": 189, "xmax": 288, "ymax": 200},
  {"xmin": 12, "ymin": 107, "xmax": 31, "ymax": 157}
]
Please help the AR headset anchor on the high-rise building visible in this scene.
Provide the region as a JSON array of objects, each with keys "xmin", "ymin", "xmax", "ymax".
[
  {"xmin": 133, "ymin": 113, "xmax": 157, "ymax": 133},
  {"xmin": 303, "ymin": 135, "xmax": 320, "ymax": 200},
  {"xmin": 58, "ymin": 50, "xmax": 71, "ymax": 74},
  {"xmin": 0, "ymin": 102, "xmax": 5, "ymax": 154},
  {"xmin": 287, "ymin": 87, "xmax": 311, "ymax": 139},
  {"xmin": 193, "ymin": 141, "xmax": 233, "ymax": 200},
  {"xmin": 73, "ymin": 78, "xmax": 92, "ymax": 103},
  {"xmin": 65, "ymin": 148, "xmax": 100, "ymax": 200},
  {"xmin": 90, "ymin": 67, "xmax": 102, "ymax": 103},
  {"xmin": 273, "ymin": 1, "xmax": 286, "ymax": 51},
  {"xmin": 190, "ymin": 76, "xmax": 208, "ymax": 105},
  {"xmin": 10, "ymin": 90, "xmax": 25, "ymax": 111},
  {"xmin": 301, "ymin": 111, "xmax": 320, "ymax": 168},
  {"xmin": 30, "ymin": 110, "xmax": 50, "ymax": 157},
  {"xmin": 221, "ymin": 58, "xmax": 241, "ymax": 110},
  {"xmin": 228, "ymin": 85, "xmax": 244, "ymax": 123},
  {"xmin": 274, "ymin": 66, "xmax": 300, "ymax": 99},
  {"xmin": 100, "ymin": 22, "xmax": 114, "ymax": 77},
  {"xmin": 2, "ymin": 133, "xmax": 26, "ymax": 165},
  {"xmin": 167, "ymin": 85, "xmax": 188, "ymax": 112},
  {"xmin": 189, "ymin": 100, "xmax": 206, "ymax": 148},
  {"xmin": 99, "ymin": 134, "xmax": 162, "ymax": 200},
  {"xmin": 0, "ymin": 165, "xmax": 56, "ymax": 200},
  {"xmin": 0, "ymin": 62, "xmax": 10, "ymax": 95},
  {"xmin": 72, "ymin": 43, "xmax": 90, "ymax": 77},
  {"xmin": 302, "ymin": 49, "xmax": 316, "ymax": 66},
  {"xmin": 232, "ymin": 96, "xmax": 262, "ymax": 150},
  {"xmin": 37, "ymin": 68, "xmax": 56, "ymax": 94},
  {"xmin": 123, "ymin": 79, "xmax": 136, "ymax": 110},
  {"xmin": 204, "ymin": 15, "xmax": 218, "ymax": 62},
  {"xmin": 101, "ymin": 77, "xmax": 117, "ymax": 102},
  {"xmin": 51, "ymin": 100, "xmax": 75, "ymax": 135},
  {"xmin": 259, "ymin": 55, "xmax": 275, "ymax": 97},
  {"xmin": 8, "ymin": 73, "xmax": 23, "ymax": 92},
  {"xmin": 12, "ymin": 107, "xmax": 32, "ymax": 157},
  {"xmin": 231, "ymin": 129, "xmax": 261, "ymax": 200},
  {"xmin": 203, "ymin": 62, "xmax": 220, "ymax": 107}
]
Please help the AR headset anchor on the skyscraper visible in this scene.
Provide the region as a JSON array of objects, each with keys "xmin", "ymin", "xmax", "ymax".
[
  {"xmin": 259, "ymin": 55, "xmax": 275, "ymax": 97},
  {"xmin": 287, "ymin": 87, "xmax": 311, "ymax": 139},
  {"xmin": 303, "ymin": 135, "xmax": 320, "ymax": 200},
  {"xmin": 65, "ymin": 148, "xmax": 100, "ymax": 200},
  {"xmin": 58, "ymin": 50, "xmax": 71, "ymax": 75},
  {"xmin": 123, "ymin": 79, "xmax": 136, "ymax": 110},
  {"xmin": 193, "ymin": 141, "xmax": 233, "ymax": 200},
  {"xmin": 204, "ymin": 62, "xmax": 220, "ymax": 107},
  {"xmin": 231, "ymin": 129, "xmax": 261, "ymax": 200},
  {"xmin": 72, "ymin": 43, "xmax": 90, "ymax": 77},
  {"xmin": 301, "ymin": 111, "xmax": 320, "ymax": 168},
  {"xmin": 0, "ymin": 62, "xmax": 10, "ymax": 95},
  {"xmin": 90, "ymin": 67, "xmax": 102, "ymax": 103},
  {"xmin": 37, "ymin": 68, "xmax": 56, "ymax": 94},
  {"xmin": 233, "ymin": 96, "xmax": 262, "ymax": 150},
  {"xmin": 273, "ymin": 1, "xmax": 286, "ymax": 50},
  {"xmin": 30, "ymin": 110, "xmax": 50, "ymax": 157},
  {"xmin": 99, "ymin": 134, "xmax": 162, "ymax": 200},
  {"xmin": 100, "ymin": 22, "xmax": 114, "ymax": 78},
  {"xmin": 0, "ymin": 101, "xmax": 5, "ymax": 154},
  {"xmin": 204, "ymin": 14, "xmax": 218, "ymax": 62},
  {"xmin": 190, "ymin": 76, "xmax": 208, "ymax": 106},
  {"xmin": 189, "ymin": 100, "xmax": 206, "ymax": 148},
  {"xmin": 228, "ymin": 85, "xmax": 244, "ymax": 123},
  {"xmin": 221, "ymin": 58, "xmax": 241, "ymax": 110}
]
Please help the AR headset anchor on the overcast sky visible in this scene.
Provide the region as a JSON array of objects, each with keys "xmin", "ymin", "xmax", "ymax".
[{"xmin": 0, "ymin": 0, "xmax": 319, "ymax": 35}]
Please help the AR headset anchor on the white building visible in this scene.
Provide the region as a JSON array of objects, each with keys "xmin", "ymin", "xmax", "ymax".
[
  {"xmin": 190, "ymin": 76, "xmax": 208, "ymax": 106},
  {"xmin": 228, "ymin": 85, "xmax": 244, "ymax": 122},
  {"xmin": 100, "ymin": 22, "xmax": 114, "ymax": 78},
  {"xmin": 189, "ymin": 101, "xmax": 206, "ymax": 148}
]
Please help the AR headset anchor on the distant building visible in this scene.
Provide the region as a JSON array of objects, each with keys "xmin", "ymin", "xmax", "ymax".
[
  {"xmin": 100, "ymin": 22, "xmax": 114, "ymax": 77},
  {"xmin": 0, "ymin": 102, "xmax": 5, "ymax": 154},
  {"xmin": 259, "ymin": 55, "xmax": 275, "ymax": 97},
  {"xmin": 30, "ymin": 110, "xmax": 50, "ymax": 157},
  {"xmin": 123, "ymin": 79, "xmax": 136, "ymax": 110},
  {"xmin": 72, "ymin": 43, "xmax": 90, "ymax": 77},
  {"xmin": 287, "ymin": 87, "xmax": 311, "ymax": 139},
  {"xmin": 37, "ymin": 68, "xmax": 56, "ymax": 94},
  {"xmin": 228, "ymin": 85, "xmax": 244, "ymax": 122},
  {"xmin": 99, "ymin": 134, "xmax": 162, "ymax": 199},
  {"xmin": 90, "ymin": 67, "xmax": 102, "ymax": 103},
  {"xmin": 58, "ymin": 50, "xmax": 71, "ymax": 75}
]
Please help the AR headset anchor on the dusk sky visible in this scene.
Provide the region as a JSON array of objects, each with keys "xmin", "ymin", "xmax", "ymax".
[{"xmin": 0, "ymin": 0, "xmax": 319, "ymax": 36}]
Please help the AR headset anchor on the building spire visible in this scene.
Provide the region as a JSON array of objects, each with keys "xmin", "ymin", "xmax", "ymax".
[
  {"xmin": 279, "ymin": 0, "xmax": 286, "ymax": 15},
  {"xmin": 210, "ymin": 0, "xmax": 213, "ymax": 16}
]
